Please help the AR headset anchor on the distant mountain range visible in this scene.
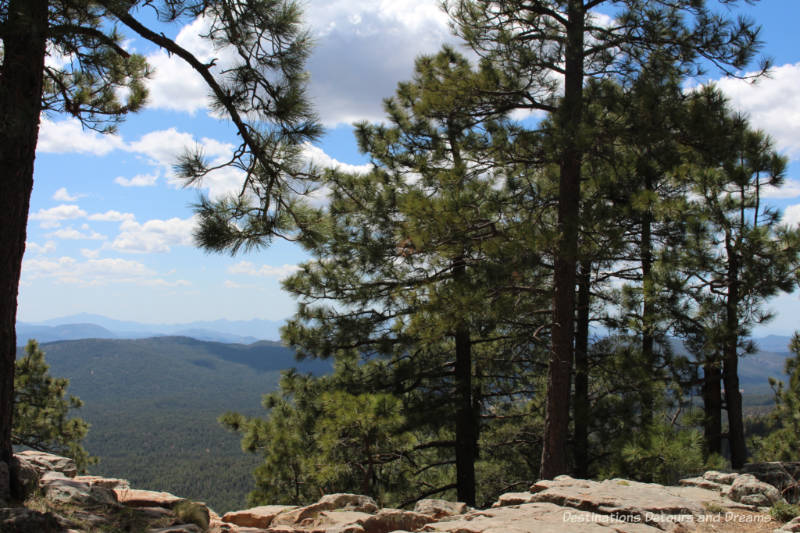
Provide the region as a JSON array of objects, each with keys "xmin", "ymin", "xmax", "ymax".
[{"xmin": 17, "ymin": 313, "xmax": 286, "ymax": 344}]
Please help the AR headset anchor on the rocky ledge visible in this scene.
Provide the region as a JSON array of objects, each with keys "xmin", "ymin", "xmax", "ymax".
[{"xmin": 2, "ymin": 451, "xmax": 798, "ymax": 533}]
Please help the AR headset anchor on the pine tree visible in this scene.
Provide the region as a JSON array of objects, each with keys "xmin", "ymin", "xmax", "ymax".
[
  {"xmin": 751, "ymin": 333, "xmax": 800, "ymax": 463},
  {"xmin": 13, "ymin": 340, "xmax": 93, "ymax": 471},
  {"xmin": 677, "ymin": 88, "xmax": 800, "ymax": 467},
  {"xmin": 0, "ymin": 0, "xmax": 320, "ymax": 495},
  {"xmin": 446, "ymin": 0, "xmax": 769, "ymax": 478}
]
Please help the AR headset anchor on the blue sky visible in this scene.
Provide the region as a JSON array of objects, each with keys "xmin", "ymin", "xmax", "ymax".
[{"xmin": 18, "ymin": 0, "xmax": 800, "ymax": 336}]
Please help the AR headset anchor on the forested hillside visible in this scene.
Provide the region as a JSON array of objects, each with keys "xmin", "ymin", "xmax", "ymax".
[{"xmin": 15, "ymin": 337, "xmax": 331, "ymax": 513}]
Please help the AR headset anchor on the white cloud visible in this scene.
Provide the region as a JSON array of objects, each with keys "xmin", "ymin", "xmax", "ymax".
[
  {"xmin": 115, "ymin": 172, "xmax": 159, "ymax": 187},
  {"xmin": 305, "ymin": 0, "xmax": 456, "ymax": 126},
  {"xmin": 782, "ymin": 204, "xmax": 800, "ymax": 227},
  {"xmin": 21, "ymin": 255, "xmax": 170, "ymax": 287},
  {"xmin": 88, "ymin": 210, "xmax": 136, "ymax": 223},
  {"xmin": 37, "ymin": 117, "xmax": 124, "ymax": 155},
  {"xmin": 26, "ymin": 241, "xmax": 56, "ymax": 255},
  {"xmin": 46, "ymin": 227, "xmax": 106, "ymax": 241},
  {"xmin": 302, "ymin": 142, "xmax": 371, "ymax": 174},
  {"xmin": 714, "ymin": 62, "xmax": 800, "ymax": 160},
  {"xmin": 761, "ymin": 179, "xmax": 800, "ymax": 199},
  {"xmin": 223, "ymin": 280, "xmax": 258, "ymax": 289},
  {"xmin": 29, "ymin": 204, "xmax": 87, "ymax": 229},
  {"xmin": 81, "ymin": 248, "xmax": 101, "ymax": 259},
  {"xmin": 110, "ymin": 216, "xmax": 197, "ymax": 253},
  {"xmin": 228, "ymin": 260, "xmax": 300, "ymax": 279},
  {"xmin": 52, "ymin": 187, "xmax": 85, "ymax": 202}
]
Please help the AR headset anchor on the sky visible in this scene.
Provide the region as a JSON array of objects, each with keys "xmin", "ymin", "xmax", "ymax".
[{"xmin": 17, "ymin": 0, "xmax": 800, "ymax": 336}]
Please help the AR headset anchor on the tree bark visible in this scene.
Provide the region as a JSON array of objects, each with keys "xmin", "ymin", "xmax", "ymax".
[
  {"xmin": 573, "ymin": 259, "xmax": 591, "ymax": 478},
  {"xmin": 453, "ymin": 259, "xmax": 476, "ymax": 506},
  {"xmin": 640, "ymin": 175, "xmax": 655, "ymax": 428},
  {"xmin": 724, "ymin": 242, "xmax": 747, "ymax": 468},
  {"xmin": 541, "ymin": 0, "xmax": 584, "ymax": 480},
  {"xmin": 702, "ymin": 360, "xmax": 723, "ymax": 458},
  {"xmin": 0, "ymin": 0, "xmax": 49, "ymax": 498}
]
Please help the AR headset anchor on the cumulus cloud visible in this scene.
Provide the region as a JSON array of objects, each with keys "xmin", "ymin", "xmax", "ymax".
[
  {"xmin": 88, "ymin": 210, "xmax": 136, "ymax": 223},
  {"xmin": 714, "ymin": 62, "xmax": 800, "ymax": 160},
  {"xmin": 110, "ymin": 216, "xmax": 197, "ymax": 253},
  {"xmin": 46, "ymin": 227, "xmax": 106, "ymax": 241},
  {"xmin": 26, "ymin": 241, "xmax": 56, "ymax": 255},
  {"xmin": 782, "ymin": 204, "xmax": 800, "ymax": 227},
  {"xmin": 761, "ymin": 179, "xmax": 800, "ymax": 199},
  {"xmin": 52, "ymin": 187, "xmax": 85, "ymax": 202},
  {"xmin": 21, "ymin": 254, "xmax": 190, "ymax": 288},
  {"xmin": 115, "ymin": 172, "xmax": 159, "ymax": 187},
  {"xmin": 228, "ymin": 261, "xmax": 300, "ymax": 279},
  {"xmin": 37, "ymin": 117, "xmax": 124, "ymax": 155},
  {"xmin": 302, "ymin": 142, "xmax": 371, "ymax": 174},
  {"xmin": 81, "ymin": 248, "xmax": 101, "ymax": 259},
  {"xmin": 29, "ymin": 204, "xmax": 87, "ymax": 229},
  {"xmin": 305, "ymin": 0, "xmax": 456, "ymax": 126}
]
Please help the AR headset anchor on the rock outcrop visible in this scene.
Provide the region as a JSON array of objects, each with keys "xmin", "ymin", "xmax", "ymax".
[{"xmin": 1, "ymin": 451, "xmax": 795, "ymax": 533}]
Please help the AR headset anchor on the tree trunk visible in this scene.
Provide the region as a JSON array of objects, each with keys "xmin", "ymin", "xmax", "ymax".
[
  {"xmin": 702, "ymin": 360, "xmax": 723, "ymax": 458},
  {"xmin": 640, "ymin": 176, "xmax": 655, "ymax": 428},
  {"xmin": 724, "ymin": 245, "xmax": 747, "ymax": 468},
  {"xmin": 541, "ymin": 0, "xmax": 584, "ymax": 480},
  {"xmin": 573, "ymin": 260, "xmax": 591, "ymax": 478},
  {"xmin": 453, "ymin": 259, "xmax": 476, "ymax": 506},
  {"xmin": 0, "ymin": 0, "xmax": 49, "ymax": 499}
]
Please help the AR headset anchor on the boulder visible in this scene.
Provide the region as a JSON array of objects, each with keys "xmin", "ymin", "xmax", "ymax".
[
  {"xmin": 222, "ymin": 505, "xmax": 296, "ymax": 528},
  {"xmin": 678, "ymin": 477, "xmax": 726, "ymax": 492},
  {"xmin": 147, "ymin": 525, "xmax": 203, "ymax": 533},
  {"xmin": 271, "ymin": 493, "xmax": 378, "ymax": 527},
  {"xmin": 39, "ymin": 471, "xmax": 117, "ymax": 506},
  {"xmin": 702, "ymin": 471, "xmax": 738, "ymax": 485},
  {"xmin": 741, "ymin": 462, "xmax": 800, "ymax": 503},
  {"xmin": 728, "ymin": 474, "xmax": 785, "ymax": 507},
  {"xmin": 528, "ymin": 475, "xmax": 705, "ymax": 526},
  {"xmin": 13, "ymin": 455, "xmax": 43, "ymax": 498},
  {"xmin": 775, "ymin": 516, "xmax": 800, "ymax": 532},
  {"xmin": 492, "ymin": 492, "xmax": 536, "ymax": 508},
  {"xmin": 361, "ymin": 509, "xmax": 433, "ymax": 533},
  {"xmin": 15, "ymin": 450, "xmax": 77, "ymax": 478},
  {"xmin": 0, "ymin": 507, "xmax": 72, "ymax": 533},
  {"xmin": 413, "ymin": 499, "xmax": 468, "ymax": 519},
  {"xmin": 114, "ymin": 488, "xmax": 185, "ymax": 509},
  {"xmin": 73, "ymin": 475, "xmax": 130, "ymax": 490}
]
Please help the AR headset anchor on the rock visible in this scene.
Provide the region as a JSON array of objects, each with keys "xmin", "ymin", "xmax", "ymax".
[
  {"xmin": 492, "ymin": 492, "xmax": 536, "ymax": 507},
  {"xmin": 174, "ymin": 500, "xmax": 211, "ymax": 530},
  {"xmin": 742, "ymin": 462, "xmax": 800, "ymax": 503},
  {"xmin": 702, "ymin": 471, "xmax": 738, "ymax": 485},
  {"xmin": 0, "ymin": 507, "xmax": 72, "ymax": 533},
  {"xmin": 413, "ymin": 499, "xmax": 468, "ymax": 519},
  {"xmin": 15, "ymin": 450, "xmax": 77, "ymax": 478},
  {"xmin": 114, "ymin": 488, "xmax": 185, "ymax": 508},
  {"xmin": 73, "ymin": 475, "xmax": 131, "ymax": 490},
  {"xmin": 528, "ymin": 475, "xmax": 705, "ymax": 527},
  {"xmin": 728, "ymin": 474, "xmax": 785, "ymax": 507},
  {"xmin": 147, "ymin": 525, "xmax": 203, "ymax": 533},
  {"xmin": 271, "ymin": 493, "xmax": 378, "ymax": 527},
  {"xmin": 420, "ymin": 502, "xmax": 670, "ymax": 533},
  {"xmin": 775, "ymin": 516, "xmax": 800, "ymax": 532},
  {"xmin": 678, "ymin": 477, "xmax": 726, "ymax": 492},
  {"xmin": 222, "ymin": 505, "xmax": 296, "ymax": 528},
  {"xmin": 13, "ymin": 456, "xmax": 42, "ymax": 498},
  {"xmin": 317, "ymin": 493, "xmax": 380, "ymax": 513},
  {"xmin": 39, "ymin": 471, "xmax": 117, "ymax": 506},
  {"xmin": 361, "ymin": 509, "xmax": 433, "ymax": 533}
]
